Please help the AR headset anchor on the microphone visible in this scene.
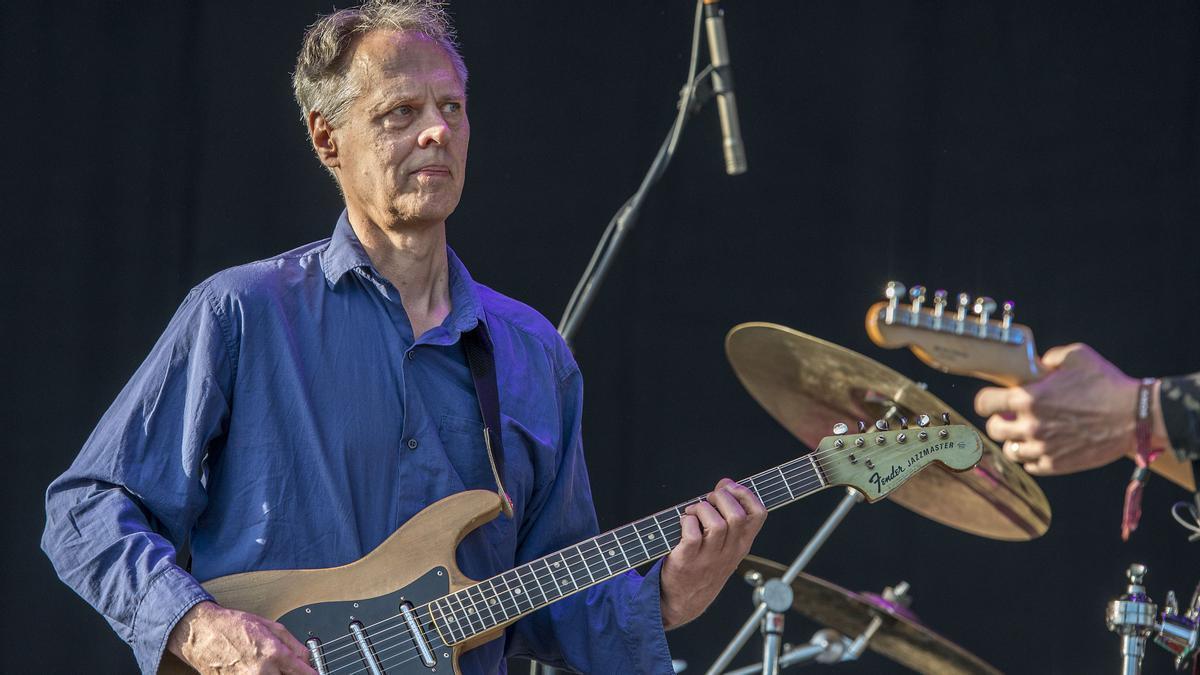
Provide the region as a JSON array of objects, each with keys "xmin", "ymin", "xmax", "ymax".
[{"xmin": 703, "ymin": 0, "xmax": 747, "ymax": 175}]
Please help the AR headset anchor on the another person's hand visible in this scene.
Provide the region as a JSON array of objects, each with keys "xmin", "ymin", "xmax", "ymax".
[
  {"xmin": 660, "ymin": 478, "xmax": 767, "ymax": 629},
  {"xmin": 974, "ymin": 343, "xmax": 1167, "ymax": 475},
  {"xmin": 167, "ymin": 600, "xmax": 317, "ymax": 675}
]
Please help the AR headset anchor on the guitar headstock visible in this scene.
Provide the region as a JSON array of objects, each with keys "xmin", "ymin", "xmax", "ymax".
[
  {"xmin": 812, "ymin": 414, "xmax": 982, "ymax": 502},
  {"xmin": 864, "ymin": 281, "xmax": 1040, "ymax": 386}
]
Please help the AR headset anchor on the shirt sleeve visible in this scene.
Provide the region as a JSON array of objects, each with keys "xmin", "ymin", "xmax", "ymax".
[
  {"xmin": 1159, "ymin": 374, "xmax": 1200, "ymax": 461},
  {"xmin": 41, "ymin": 283, "xmax": 235, "ymax": 674},
  {"xmin": 503, "ymin": 363, "xmax": 675, "ymax": 674}
]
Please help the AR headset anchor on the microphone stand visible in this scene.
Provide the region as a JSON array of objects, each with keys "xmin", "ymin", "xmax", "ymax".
[{"xmin": 557, "ymin": 0, "xmax": 731, "ymax": 346}]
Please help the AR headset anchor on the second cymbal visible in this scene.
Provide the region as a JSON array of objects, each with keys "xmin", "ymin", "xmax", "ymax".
[{"xmin": 725, "ymin": 322, "xmax": 1050, "ymax": 540}]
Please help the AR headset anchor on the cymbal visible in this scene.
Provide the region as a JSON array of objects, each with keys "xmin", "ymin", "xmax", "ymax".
[
  {"xmin": 738, "ymin": 556, "xmax": 1002, "ymax": 675},
  {"xmin": 725, "ymin": 322, "xmax": 1049, "ymax": 540}
]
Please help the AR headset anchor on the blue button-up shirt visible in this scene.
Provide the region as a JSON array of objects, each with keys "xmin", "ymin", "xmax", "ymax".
[{"xmin": 42, "ymin": 212, "xmax": 673, "ymax": 674}]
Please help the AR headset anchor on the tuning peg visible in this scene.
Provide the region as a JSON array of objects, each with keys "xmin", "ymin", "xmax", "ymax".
[
  {"xmin": 1001, "ymin": 300, "xmax": 1015, "ymax": 330},
  {"xmin": 874, "ymin": 419, "xmax": 889, "ymax": 431},
  {"xmin": 932, "ymin": 290, "xmax": 948, "ymax": 319},
  {"xmin": 832, "ymin": 422, "xmax": 849, "ymax": 435},
  {"xmin": 898, "ymin": 416, "xmax": 909, "ymax": 429},
  {"xmin": 973, "ymin": 296, "xmax": 997, "ymax": 325},
  {"xmin": 908, "ymin": 285, "xmax": 927, "ymax": 314},
  {"xmin": 955, "ymin": 292, "xmax": 971, "ymax": 321},
  {"xmin": 916, "ymin": 414, "xmax": 931, "ymax": 428},
  {"xmin": 885, "ymin": 281, "xmax": 906, "ymax": 322},
  {"xmin": 857, "ymin": 420, "xmax": 867, "ymax": 433},
  {"xmin": 941, "ymin": 412, "xmax": 951, "ymax": 424}
]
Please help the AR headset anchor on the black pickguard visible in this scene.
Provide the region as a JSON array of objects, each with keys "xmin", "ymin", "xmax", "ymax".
[{"xmin": 278, "ymin": 566, "xmax": 451, "ymax": 674}]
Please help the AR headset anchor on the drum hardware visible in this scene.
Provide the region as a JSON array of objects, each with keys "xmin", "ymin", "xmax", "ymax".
[
  {"xmin": 705, "ymin": 489, "xmax": 864, "ymax": 675},
  {"xmin": 719, "ymin": 556, "xmax": 1000, "ymax": 674},
  {"xmin": 1107, "ymin": 564, "xmax": 1200, "ymax": 674}
]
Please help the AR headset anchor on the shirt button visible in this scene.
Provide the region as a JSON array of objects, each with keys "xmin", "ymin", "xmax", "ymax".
[
  {"xmin": 407, "ymin": 438, "xmax": 419, "ymax": 450},
  {"xmin": 406, "ymin": 351, "xmax": 415, "ymax": 360}
]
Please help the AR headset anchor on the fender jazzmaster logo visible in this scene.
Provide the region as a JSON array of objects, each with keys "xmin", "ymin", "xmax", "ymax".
[{"xmin": 868, "ymin": 441, "xmax": 964, "ymax": 494}]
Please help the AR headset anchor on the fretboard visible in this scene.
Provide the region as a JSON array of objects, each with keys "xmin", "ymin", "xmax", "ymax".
[{"xmin": 430, "ymin": 454, "xmax": 826, "ymax": 643}]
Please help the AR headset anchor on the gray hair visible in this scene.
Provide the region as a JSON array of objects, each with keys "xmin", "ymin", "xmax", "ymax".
[{"xmin": 292, "ymin": 0, "xmax": 468, "ymax": 129}]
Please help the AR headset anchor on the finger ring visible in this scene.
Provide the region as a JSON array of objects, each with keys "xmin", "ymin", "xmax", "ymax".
[{"xmin": 1009, "ymin": 441, "xmax": 1021, "ymax": 458}]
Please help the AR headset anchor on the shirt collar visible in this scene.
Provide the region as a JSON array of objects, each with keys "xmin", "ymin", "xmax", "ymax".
[
  {"xmin": 321, "ymin": 210, "xmax": 373, "ymax": 287},
  {"xmin": 320, "ymin": 210, "xmax": 491, "ymax": 346}
]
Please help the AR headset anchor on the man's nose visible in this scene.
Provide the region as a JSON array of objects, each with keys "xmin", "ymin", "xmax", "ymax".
[{"xmin": 417, "ymin": 116, "xmax": 450, "ymax": 147}]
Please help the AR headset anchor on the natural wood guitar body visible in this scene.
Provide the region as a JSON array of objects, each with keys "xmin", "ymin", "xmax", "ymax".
[{"xmin": 159, "ymin": 489, "xmax": 506, "ymax": 675}]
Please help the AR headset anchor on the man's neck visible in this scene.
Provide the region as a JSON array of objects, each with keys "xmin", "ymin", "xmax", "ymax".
[{"xmin": 346, "ymin": 209, "xmax": 453, "ymax": 338}]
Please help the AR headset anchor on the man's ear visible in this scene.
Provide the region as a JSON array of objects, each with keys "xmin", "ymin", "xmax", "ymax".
[{"xmin": 308, "ymin": 111, "xmax": 340, "ymax": 168}]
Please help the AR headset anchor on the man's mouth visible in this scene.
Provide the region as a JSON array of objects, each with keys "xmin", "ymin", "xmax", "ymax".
[{"xmin": 412, "ymin": 165, "xmax": 451, "ymax": 177}]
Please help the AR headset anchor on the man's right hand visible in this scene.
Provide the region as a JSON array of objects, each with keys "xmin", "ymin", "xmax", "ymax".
[{"xmin": 167, "ymin": 601, "xmax": 316, "ymax": 675}]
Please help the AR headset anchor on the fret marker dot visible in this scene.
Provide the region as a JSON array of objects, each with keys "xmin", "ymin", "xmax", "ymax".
[
  {"xmin": 514, "ymin": 588, "xmax": 523, "ymax": 595},
  {"xmin": 468, "ymin": 608, "xmax": 475, "ymax": 614},
  {"xmin": 490, "ymin": 599, "xmax": 497, "ymax": 605},
  {"xmin": 608, "ymin": 549, "xmax": 616, "ymax": 557},
  {"xmin": 449, "ymin": 617, "xmax": 456, "ymax": 623},
  {"xmin": 553, "ymin": 562, "xmax": 561, "ymax": 568},
  {"xmin": 648, "ymin": 534, "xmax": 656, "ymax": 540}
]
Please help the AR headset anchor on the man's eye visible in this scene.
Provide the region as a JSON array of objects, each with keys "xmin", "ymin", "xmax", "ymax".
[
  {"xmin": 441, "ymin": 102, "xmax": 462, "ymax": 114},
  {"xmin": 392, "ymin": 105, "xmax": 414, "ymax": 116}
]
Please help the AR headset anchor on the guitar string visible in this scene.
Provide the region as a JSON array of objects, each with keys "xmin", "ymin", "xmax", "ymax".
[
  {"xmin": 298, "ymin": 429, "xmax": 963, "ymax": 668},
  {"xmin": 308, "ymin": 427, "xmax": 963, "ymax": 659},
  {"xmin": 325, "ymin": 453, "xmax": 917, "ymax": 675},
  {"xmin": 314, "ymin": 425, "xmax": 969, "ymax": 667},
  {"xmin": 304, "ymin": 460, "xmax": 822, "ymax": 664},
  {"xmin": 307, "ymin": 446, "xmax": 907, "ymax": 670},
  {"xmin": 308, "ymin": 426, "xmax": 969, "ymax": 669},
  {"xmin": 314, "ymin": 468, "xmax": 836, "ymax": 673}
]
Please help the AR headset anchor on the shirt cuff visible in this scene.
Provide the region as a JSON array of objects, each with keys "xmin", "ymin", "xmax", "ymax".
[
  {"xmin": 620, "ymin": 560, "xmax": 675, "ymax": 675},
  {"xmin": 1159, "ymin": 375, "xmax": 1200, "ymax": 462},
  {"xmin": 131, "ymin": 564, "xmax": 214, "ymax": 674}
]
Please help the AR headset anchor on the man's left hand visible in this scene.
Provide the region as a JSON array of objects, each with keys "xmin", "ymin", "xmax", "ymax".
[{"xmin": 659, "ymin": 478, "xmax": 767, "ymax": 629}]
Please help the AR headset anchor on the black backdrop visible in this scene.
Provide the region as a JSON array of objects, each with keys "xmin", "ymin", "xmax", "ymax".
[{"xmin": 5, "ymin": 1, "xmax": 1200, "ymax": 673}]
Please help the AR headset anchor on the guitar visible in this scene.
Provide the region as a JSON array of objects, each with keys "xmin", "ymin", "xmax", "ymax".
[
  {"xmin": 161, "ymin": 421, "xmax": 982, "ymax": 675},
  {"xmin": 864, "ymin": 282, "xmax": 1195, "ymax": 491}
]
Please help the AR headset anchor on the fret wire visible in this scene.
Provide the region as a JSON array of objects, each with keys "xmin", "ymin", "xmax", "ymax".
[
  {"xmin": 567, "ymin": 546, "xmax": 594, "ymax": 584},
  {"xmin": 458, "ymin": 588, "xmax": 486, "ymax": 635},
  {"xmin": 485, "ymin": 577, "xmax": 511, "ymax": 622},
  {"xmin": 502, "ymin": 570, "xmax": 531, "ymax": 614},
  {"xmin": 539, "ymin": 557, "xmax": 563, "ymax": 600},
  {"xmin": 518, "ymin": 564, "xmax": 548, "ymax": 607},
  {"xmin": 466, "ymin": 584, "xmax": 497, "ymax": 628},
  {"xmin": 598, "ymin": 531, "xmax": 629, "ymax": 572},
  {"xmin": 777, "ymin": 465, "xmax": 796, "ymax": 500},
  {"xmin": 436, "ymin": 598, "xmax": 462, "ymax": 644},
  {"xmin": 584, "ymin": 539, "xmax": 612, "ymax": 578},
  {"xmin": 555, "ymin": 551, "xmax": 577, "ymax": 591},
  {"xmin": 613, "ymin": 526, "xmax": 637, "ymax": 569},
  {"xmin": 629, "ymin": 522, "xmax": 653, "ymax": 561},
  {"xmin": 447, "ymin": 591, "xmax": 477, "ymax": 639}
]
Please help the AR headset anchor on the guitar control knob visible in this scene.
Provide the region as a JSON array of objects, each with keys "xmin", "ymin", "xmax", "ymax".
[
  {"xmin": 875, "ymin": 419, "xmax": 889, "ymax": 431},
  {"xmin": 1002, "ymin": 300, "xmax": 1015, "ymax": 330},
  {"xmin": 973, "ymin": 296, "xmax": 997, "ymax": 326},
  {"xmin": 956, "ymin": 292, "xmax": 971, "ymax": 321},
  {"xmin": 832, "ymin": 422, "xmax": 849, "ymax": 435},
  {"xmin": 932, "ymin": 290, "xmax": 948, "ymax": 318},
  {"xmin": 908, "ymin": 285, "xmax": 927, "ymax": 314},
  {"xmin": 916, "ymin": 414, "xmax": 931, "ymax": 428}
]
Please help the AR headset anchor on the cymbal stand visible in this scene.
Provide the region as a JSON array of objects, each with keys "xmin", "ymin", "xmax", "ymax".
[
  {"xmin": 724, "ymin": 619, "xmax": 883, "ymax": 675},
  {"xmin": 706, "ymin": 488, "xmax": 864, "ymax": 675}
]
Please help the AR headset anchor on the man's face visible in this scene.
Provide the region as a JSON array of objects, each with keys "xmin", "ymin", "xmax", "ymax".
[{"xmin": 327, "ymin": 30, "xmax": 469, "ymax": 230}]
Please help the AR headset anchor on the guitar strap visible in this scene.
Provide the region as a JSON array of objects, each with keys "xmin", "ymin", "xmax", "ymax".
[{"xmin": 462, "ymin": 325, "xmax": 515, "ymax": 518}]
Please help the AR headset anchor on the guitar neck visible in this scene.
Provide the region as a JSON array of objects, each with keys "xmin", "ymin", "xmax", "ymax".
[{"xmin": 431, "ymin": 455, "xmax": 827, "ymax": 642}]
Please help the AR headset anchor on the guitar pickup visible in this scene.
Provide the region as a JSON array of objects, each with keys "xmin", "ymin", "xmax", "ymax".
[{"xmin": 400, "ymin": 601, "xmax": 437, "ymax": 668}]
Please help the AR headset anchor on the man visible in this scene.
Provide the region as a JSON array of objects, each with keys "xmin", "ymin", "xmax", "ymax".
[{"xmin": 42, "ymin": 2, "xmax": 766, "ymax": 673}]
